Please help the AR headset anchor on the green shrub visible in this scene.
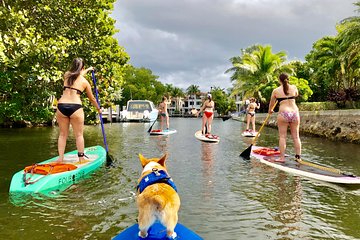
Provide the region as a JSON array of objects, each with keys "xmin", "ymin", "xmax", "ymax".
[{"xmin": 298, "ymin": 102, "xmax": 338, "ymax": 111}]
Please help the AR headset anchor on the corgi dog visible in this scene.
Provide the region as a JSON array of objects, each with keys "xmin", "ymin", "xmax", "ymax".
[{"xmin": 137, "ymin": 154, "xmax": 180, "ymax": 239}]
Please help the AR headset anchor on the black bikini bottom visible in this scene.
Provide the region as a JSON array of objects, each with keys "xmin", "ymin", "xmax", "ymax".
[{"xmin": 57, "ymin": 103, "xmax": 83, "ymax": 117}]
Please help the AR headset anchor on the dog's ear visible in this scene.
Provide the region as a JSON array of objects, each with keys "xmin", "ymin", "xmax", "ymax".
[
  {"xmin": 138, "ymin": 154, "xmax": 148, "ymax": 167},
  {"xmin": 158, "ymin": 153, "xmax": 168, "ymax": 167}
]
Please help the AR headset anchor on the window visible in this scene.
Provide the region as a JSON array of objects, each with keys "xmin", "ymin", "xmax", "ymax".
[{"xmin": 127, "ymin": 102, "xmax": 151, "ymax": 111}]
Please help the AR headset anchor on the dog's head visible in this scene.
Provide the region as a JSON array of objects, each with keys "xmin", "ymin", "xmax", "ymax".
[{"xmin": 138, "ymin": 153, "xmax": 168, "ymax": 177}]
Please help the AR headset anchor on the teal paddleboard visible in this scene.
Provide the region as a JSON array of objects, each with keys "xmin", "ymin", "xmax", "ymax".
[{"xmin": 9, "ymin": 146, "xmax": 106, "ymax": 195}]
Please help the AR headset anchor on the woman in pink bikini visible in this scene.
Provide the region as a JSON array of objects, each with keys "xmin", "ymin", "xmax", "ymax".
[
  {"xmin": 268, "ymin": 73, "xmax": 301, "ymax": 162},
  {"xmin": 197, "ymin": 93, "xmax": 215, "ymax": 138}
]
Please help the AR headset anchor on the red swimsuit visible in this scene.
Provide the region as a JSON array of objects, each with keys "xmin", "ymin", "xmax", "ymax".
[{"xmin": 204, "ymin": 111, "xmax": 213, "ymax": 118}]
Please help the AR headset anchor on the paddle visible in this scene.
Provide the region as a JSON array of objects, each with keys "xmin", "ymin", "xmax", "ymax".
[
  {"xmin": 295, "ymin": 157, "xmax": 356, "ymax": 177},
  {"xmin": 91, "ymin": 70, "xmax": 114, "ymax": 167},
  {"xmin": 240, "ymin": 100, "xmax": 278, "ymax": 160},
  {"xmin": 147, "ymin": 118, "xmax": 157, "ymax": 133},
  {"xmin": 221, "ymin": 115, "xmax": 231, "ymax": 121}
]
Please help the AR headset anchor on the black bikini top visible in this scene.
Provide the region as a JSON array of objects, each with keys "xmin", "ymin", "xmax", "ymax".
[
  {"xmin": 277, "ymin": 96, "xmax": 296, "ymax": 103},
  {"xmin": 63, "ymin": 86, "xmax": 83, "ymax": 95}
]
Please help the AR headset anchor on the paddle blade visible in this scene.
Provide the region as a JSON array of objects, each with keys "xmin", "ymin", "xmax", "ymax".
[
  {"xmin": 222, "ymin": 116, "xmax": 231, "ymax": 121},
  {"xmin": 239, "ymin": 144, "xmax": 252, "ymax": 160},
  {"xmin": 148, "ymin": 120, "xmax": 156, "ymax": 133},
  {"xmin": 106, "ymin": 153, "xmax": 115, "ymax": 167}
]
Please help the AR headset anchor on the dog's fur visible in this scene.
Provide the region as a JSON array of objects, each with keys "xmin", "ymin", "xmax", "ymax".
[{"xmin": 137, "ymin": 154, "xmax": 180, "ymax": 239}]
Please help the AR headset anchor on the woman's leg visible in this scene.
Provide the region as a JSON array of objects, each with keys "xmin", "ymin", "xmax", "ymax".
[
  {"xmin": 251, "ymin": 116, "xmax": 256, "ymax": 132},
  {"xmin": 246, "ymin": 114, "xmax": 250, "ymax": 130},
  {"xmin": 70, "ymin": 109, "xmax": 85, "ymax": 163},
  {"xmin": 277, "ymin": 114, "xmax": 289, "ymax": 162},
  {"xmin": 56, "ymin": 110, "xmax": 70, "ymax": 162},
  {"xmin": 166, "ymin": 115, "xmax": 170, "ymax": 129},
  {"xmin": 201, "ymin": 115, "xmax": 207, "ymax": 134},
  {"xmin": 289, "ymin": 119, "xmax": 301, "ymax": 157},
  {"xmin": 160, "ymin": 116, "xmax": 164, "ymax": 130},
  {"xmin": 207, "ymin": 115, "xmax": 213, "ymax": 134}
]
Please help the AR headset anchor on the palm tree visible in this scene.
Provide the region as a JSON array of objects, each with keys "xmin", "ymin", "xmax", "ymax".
[
  {"xmin": 171, "ymin": 87, "xmax": 185, "ymax": 113},
  {"xmin": 306, "ymin": 36, "xmax": 343, "ymax": 90},
  {"xmin": 227, "ymin": 45, "xmax": 293, "ymax": 101},
  {"xmin": 337, "ymin": 1, "xmax": 360, "ymax": 89},
  {"xmin": 186, "ymin": 84, "xmax": 200, "ymax": 97}
]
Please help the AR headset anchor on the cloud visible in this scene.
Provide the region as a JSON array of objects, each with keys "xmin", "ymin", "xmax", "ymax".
[{"xmin": 113, "ymin": 0, "xmax": 356, "ymax": 92}]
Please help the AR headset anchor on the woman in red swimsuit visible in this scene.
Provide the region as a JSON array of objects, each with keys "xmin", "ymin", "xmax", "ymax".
[
  {"xmin": 197, "ymin": 93, "xmax": 215, "ymax": 137},
  {"xmin": 56, "ymin": 58, "xmax": 101, "ymax": 163}
]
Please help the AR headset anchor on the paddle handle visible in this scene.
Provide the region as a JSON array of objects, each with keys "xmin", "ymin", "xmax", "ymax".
[
  {"xmin": 251, "ymin": 100, "xmax": 278, "ymax": 145},
  {"xmin": 91, "ymin": 71, "xmax": 109, "ymax": 152}
]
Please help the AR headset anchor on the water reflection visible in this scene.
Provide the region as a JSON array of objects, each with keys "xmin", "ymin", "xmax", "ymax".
[
  {"xmin": 152, "ymin": 135, "xmax": 169, "ymax": 155},
  {"xmin": 2, "ymin": 119, "xmax": 360, "ymax": 239},
  {"xmin": 269, "ymin": 174, "xmax": 303, "ymax": 238},
  {"xmin": 200, "ymin": 142, "xmax": 216, "ymax": 200}
]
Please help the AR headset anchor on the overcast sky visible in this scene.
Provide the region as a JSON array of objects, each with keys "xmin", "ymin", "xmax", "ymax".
[{"xmin": 112, "ymin": 0, "xmax": 357, "ymax": 92}]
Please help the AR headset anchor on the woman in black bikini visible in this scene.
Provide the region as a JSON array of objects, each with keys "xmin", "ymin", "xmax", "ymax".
[
  {"xmin": 56, "ymin": 58, "xmax": 101, "ymax": 163},
  {"xmin": 245, "ymin": 97, "xmax": 260, "ymax": 133},
  {"xmin": 158, "ymin": 96, "xmax": 169, "ymax": 130}
]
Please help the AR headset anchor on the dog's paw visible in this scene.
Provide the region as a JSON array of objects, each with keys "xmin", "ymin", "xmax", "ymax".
[
  {"xmin": 138, "ymin": 231, "xmax": 148, "ymax": 238},
  {"xmin": 166, "ymin": 231, "xmax": 177, "ymax": 239}
]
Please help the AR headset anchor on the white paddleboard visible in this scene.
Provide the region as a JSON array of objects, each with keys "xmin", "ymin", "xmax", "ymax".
[
  {"xmin": 241, "ymin": 131, "xmax": 259, "ymax": 137},
  {"xmin": 251, "ymin": 146, "xmax": 360, "ymax": 184},
  {"xmin": 194, "ymin": 130, "xmax": 220, "ymax": 143},
  {"xmin": 149, "ymin": 129, "xmax": 177, "ymax": 135}
]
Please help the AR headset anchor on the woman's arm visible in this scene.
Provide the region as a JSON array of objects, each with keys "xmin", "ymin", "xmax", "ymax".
[
  {"xmin": 196, "ymin": 101, "xmax": 206, "ymax": 116},
  {"xmin": 81, "ymin": 67, "xmax": 94, "ymax": 76},
  {"xmin": 268, "ymin": 90, "xmax": 277, "ymax": 114},
  {"xmin": 84, "ymin": 79, "xmax": 101, "ymax": 113},
  {"xmin": 294, "ymin": 85, "xmax": 299, "ymax": 97}
]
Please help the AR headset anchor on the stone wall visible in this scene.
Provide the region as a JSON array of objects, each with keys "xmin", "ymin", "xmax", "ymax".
[{"xmin": 234, "ymin": 110, "xmax": 360, "ymax": 144}]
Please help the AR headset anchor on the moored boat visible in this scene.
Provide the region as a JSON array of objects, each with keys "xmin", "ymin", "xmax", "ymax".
[{"xmin": 121, "ymin": 100, "xmax": 159, "ymax": 122}]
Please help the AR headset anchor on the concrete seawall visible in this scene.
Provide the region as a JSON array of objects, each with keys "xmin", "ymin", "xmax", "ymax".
[{"xmin": 233, "ymin": 110, "xmax": 360, "ymax": 144}]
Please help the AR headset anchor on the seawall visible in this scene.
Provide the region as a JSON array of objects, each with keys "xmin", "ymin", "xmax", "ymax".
[{"xmin": 232, "ymin": 110, "xmax": 360, "ymax": 144}]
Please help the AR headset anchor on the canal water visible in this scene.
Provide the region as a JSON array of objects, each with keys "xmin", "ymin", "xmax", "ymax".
[{"xmin": 1, "ymin": 118, "xmax": 360, "ymax": 240}]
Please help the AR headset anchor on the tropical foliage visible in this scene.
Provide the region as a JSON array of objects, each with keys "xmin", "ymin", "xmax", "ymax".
[
  {"xmin": 119, "ymin": 66, "xmax": 165, "ymax": 108},
  {"xmin": 186, "ymin": 84, "xmax": 200, "ymax": 96},
  {"xmin": 210, "ymin": 87, "xmax": 236, "ymax": 115},
  {"xmin": 305, "ymin": 1, "xmax": 360, "ymax": 104},
  {"xmin": 0, "ymin": 0, "xmax": 129, "ymax": 125},
  {"xmin": 226, "ymin": 45, "xmax": 312, "ymax": 103}
]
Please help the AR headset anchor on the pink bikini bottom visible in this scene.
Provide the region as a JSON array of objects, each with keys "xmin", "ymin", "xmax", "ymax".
[{"xmin": 279, "ymin": 111, "xmax": 299, "ymax": 123}]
